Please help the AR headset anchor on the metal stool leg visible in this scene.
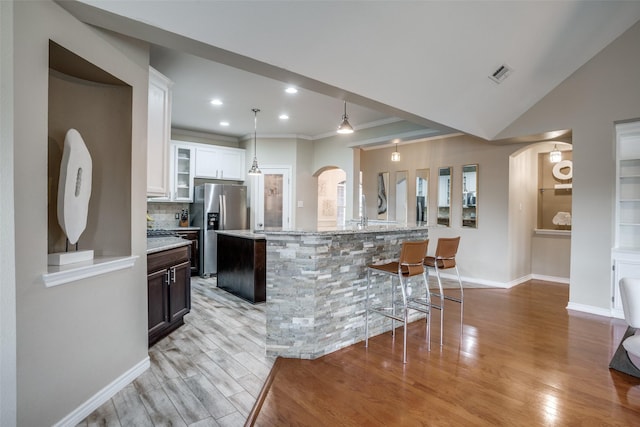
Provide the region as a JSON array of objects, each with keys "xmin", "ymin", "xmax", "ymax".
[{"xmin": 365, "ymin": 269, "xmax": 371, "ymax": 348}]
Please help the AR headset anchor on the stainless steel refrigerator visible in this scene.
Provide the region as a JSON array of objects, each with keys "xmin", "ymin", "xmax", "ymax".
[{"xmin": 191, "ymin": 183, "xmax": 248, "ymax": 275}]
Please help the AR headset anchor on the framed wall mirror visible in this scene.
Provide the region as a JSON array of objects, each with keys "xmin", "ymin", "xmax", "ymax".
[
  {"xmin": 377, "ymin": 171, "xmax": 389, "ymax": 220},
  {"xmin": 438, "ymin": 167, "xmax": 451, "ymax": 226},
  {"xmin": 462, "ymin": 164, "xmax": 478, "ymax": 228},
  {"xmin": 416, "ymin": 168, "xmax": 429, "ymax": 224},
  {"xmin": 395, "ymin": 171, "xmax": 408, "ymax": 224}
]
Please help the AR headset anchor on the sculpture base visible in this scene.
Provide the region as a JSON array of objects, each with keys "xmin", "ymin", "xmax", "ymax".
[{"xmin": 48, "ymin": 250, "xmax": 94, "ymax": 266}]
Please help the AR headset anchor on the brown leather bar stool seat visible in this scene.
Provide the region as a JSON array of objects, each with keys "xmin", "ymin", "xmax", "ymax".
[
  {"xmin": 424, "ymin": 236, "xmax": 463, "ymax": 345},
  {"xmin": 365, "ymin": 240, "xmax": 430, "ymax": 363}
]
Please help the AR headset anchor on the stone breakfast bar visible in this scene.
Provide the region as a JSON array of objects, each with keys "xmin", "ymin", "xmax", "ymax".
[{"xmin": 262, "ymin": 224, "xmax": 429, "ymax": 359}]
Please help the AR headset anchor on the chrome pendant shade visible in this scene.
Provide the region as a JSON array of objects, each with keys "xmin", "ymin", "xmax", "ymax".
[
  {"xmin": 248, "ymin": 108, "xmax": 262, "ymax": 175},
  {"xmin": 337, "ymin": 101, "xmax": 354, "ymax": 134}
]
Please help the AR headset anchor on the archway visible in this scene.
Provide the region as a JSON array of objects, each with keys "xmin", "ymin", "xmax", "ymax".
[{"xmin": 316, "ymin": 167, "xmax": 347, "ymax": 228}]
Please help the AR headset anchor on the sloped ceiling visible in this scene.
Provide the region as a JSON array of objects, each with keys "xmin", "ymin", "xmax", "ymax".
[{"xmin": 61, "ymin": 1, "xmax": 640, "ymax": 141}]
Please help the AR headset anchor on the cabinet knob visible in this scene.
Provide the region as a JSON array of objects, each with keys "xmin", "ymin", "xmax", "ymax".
[{"xmin": 165, "ymin": 270, "xmax": 171, "ymax": 285}]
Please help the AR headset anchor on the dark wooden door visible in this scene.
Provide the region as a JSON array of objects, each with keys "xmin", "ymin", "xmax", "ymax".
[{"xmin": 168, "ymin": 260, "xmax": 191, "ymax": 323}]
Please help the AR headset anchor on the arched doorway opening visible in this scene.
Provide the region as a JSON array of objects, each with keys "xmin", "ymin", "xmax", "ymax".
[{"xmin": 316, "ymin": 167, "xmax": 347, "ymax": 228}]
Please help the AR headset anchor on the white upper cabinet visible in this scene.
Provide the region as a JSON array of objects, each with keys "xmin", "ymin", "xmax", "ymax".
[
  {"xmin": 146, "ymin": 67, "xmax": 173, "ymax": 197},
  {"xmin": 195, "ymin": 145, "xmax": 245, "ymax": 181}
]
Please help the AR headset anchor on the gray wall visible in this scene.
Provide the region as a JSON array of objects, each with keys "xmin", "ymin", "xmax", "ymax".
[
  {"xmin": 497, "ymin": 20, "xmax": 640, "ymax": 313},
  {"xmin": 14, "ymin": 2, "xmax": 149, "ymax": 425}
]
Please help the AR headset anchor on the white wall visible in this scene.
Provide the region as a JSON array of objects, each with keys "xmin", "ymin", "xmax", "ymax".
[
  {"xmin": 0, "ymin": 0, "xmax": 17, "ymax": 425},
  {"xmin": 13, "ymin": 2, "xmax": 149, "ymax": 425},
  {"xmin": 497, "ymin": 21, "xmax": 640, "ymax": 313},
  {"xmin": 508, "ymin": 148, "xmax": 537, "ymax": 283}
]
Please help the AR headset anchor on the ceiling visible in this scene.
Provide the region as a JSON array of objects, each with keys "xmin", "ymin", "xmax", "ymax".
[
  {"xmin": 62, "ymin": 1, "xmax": 640, "ymax": 143},
  {"xmin": 150, "ymin": 44, "xmax": 395, "ymax": 139}
]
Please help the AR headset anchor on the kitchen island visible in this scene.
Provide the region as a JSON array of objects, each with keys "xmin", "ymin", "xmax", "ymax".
[
  {"xmin": 216, "ymin": 230, "xmax": 266, "ymax": 303},
  {"xmin": 263, "ymin": 224, "xmax": 428, "ymax": 359}
]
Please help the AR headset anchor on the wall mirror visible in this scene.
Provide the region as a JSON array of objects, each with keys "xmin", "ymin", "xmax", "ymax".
[
  {"xmin": 377, "ymin": 171, "xmax": 389, "ymax": 220},
  {"xmin": 462, "ymin": 164, "xmax": 478, "ymax": 228},
  {"xmin": 438, "ymin": 167, "xmax": 451, "ymax": 226},
  {"xmin": 395, "ymin": 171, "xmax": 408, "ymax": 224},
  {"xmin": 416, "ymin": 168, "xmax": 429, "ymax": 224}
]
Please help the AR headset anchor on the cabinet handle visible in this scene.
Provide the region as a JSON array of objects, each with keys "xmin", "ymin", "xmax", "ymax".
[
  {"xmin": 165, "ymin": 270, "xmax": 170, "ymax": 286},
  {"xmin": 171, "ymin": 267, "xmax": 176, "ymax": 283}
]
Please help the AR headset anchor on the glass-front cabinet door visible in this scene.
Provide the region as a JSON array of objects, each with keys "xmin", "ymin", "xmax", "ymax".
[
  {"xmin": 438, "ymin": 167, "xmax": 451, "ymax": 226},
  {"xmin": 462, "ymin": 164, "xmax": 478, "ymax": 228},
  {"xmin": 171, "ymin": 143, "xmax": 195, "ymax": 202}
]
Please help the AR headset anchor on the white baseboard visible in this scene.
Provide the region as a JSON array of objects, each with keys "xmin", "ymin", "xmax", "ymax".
[
  {"xmin": 53, "ymin": 356, "xmax": 150, "ymax": 427},
  {"xmin": 437, "ymin": 272, "xmax": 570, "ymax": 288},
  {"xmin": 531, "ymin": 274, "xmax": 570, "ymax": 284},
  {"xmin": 435, "ymin": 271, "xmax": 515, "ymax": 288},
  {"xmin": 566, "ymin": 302, "xmax": 613, "ymax": 318}
]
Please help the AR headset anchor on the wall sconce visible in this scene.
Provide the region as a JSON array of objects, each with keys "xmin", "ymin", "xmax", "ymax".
[
  {"xmin": 391, "ymin": 140, "xmax": 400, "ymax": 162},
  {"xmin": 549, "ymin": 145, "xmax": 562, "ymax": 163}
]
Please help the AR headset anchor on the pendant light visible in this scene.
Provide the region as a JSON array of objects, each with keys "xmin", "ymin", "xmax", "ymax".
[
  {"xmin": 248, "ymin": 108, "xmax": 262, "ymax": 175},
  {"xmin": 337, "ymin": 101, "xmax": 354, "ymax": 134},
  {"xmin": 391, "ymin": 140, "xmax": 401, "ymax": 162},
  {"xmin": 549, "ymin": 144, "xmax": 562, "ymax": 163}
]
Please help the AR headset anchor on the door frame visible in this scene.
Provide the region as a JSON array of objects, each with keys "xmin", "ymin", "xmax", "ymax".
[{"xmin": 252, "ymin": 165, "xmax": 292, "ymax": 231}]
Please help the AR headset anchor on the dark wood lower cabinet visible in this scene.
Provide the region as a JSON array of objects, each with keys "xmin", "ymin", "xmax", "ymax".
[{"xmin": 147, "ymin": 244, "xmax": 191, "ymax": 347}]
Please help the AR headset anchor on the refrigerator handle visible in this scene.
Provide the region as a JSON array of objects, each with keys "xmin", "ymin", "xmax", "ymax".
[{"xmin": 219, "ymin": 194, "xmax": 226, "ymax": 230}]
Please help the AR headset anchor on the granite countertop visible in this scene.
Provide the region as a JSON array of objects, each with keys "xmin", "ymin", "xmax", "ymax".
[
  {"xmin": 147, "ymin": 236, "xmax": 192, "ymax": 254},
  {"xmin": 216, "ymin": 230, "xmax": 266, "ymax": 240},
  {"xmin": 261, "ymin": 223, "xmax": 428, "ymax": 236}
]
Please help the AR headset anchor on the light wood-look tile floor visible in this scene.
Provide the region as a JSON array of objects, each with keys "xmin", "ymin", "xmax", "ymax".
[{"xmin": 77, "ymin": 277, "xmax": 274, "ymax": 427}]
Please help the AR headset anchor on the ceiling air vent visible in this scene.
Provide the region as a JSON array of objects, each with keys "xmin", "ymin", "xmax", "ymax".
[{"xmin": 489, "ymin": 64, "xmax": 513, "ymax": 84}]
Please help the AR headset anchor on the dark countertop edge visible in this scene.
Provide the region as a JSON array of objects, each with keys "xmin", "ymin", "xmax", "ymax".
[
  {"xmin": 147, "ymin": 237, "xmax": 192, "ymax": 254},
  {"xmin": 216, "ymin": 230, "xmax": 266, "ymax": 240},
  {"xmin": 148, "ymin": 226, "xmax": 201, "ymax": 231}
]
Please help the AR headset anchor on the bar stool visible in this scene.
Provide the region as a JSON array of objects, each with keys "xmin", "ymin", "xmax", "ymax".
[
  {"xmin": 365, "ymin": 240, "xmax": 430, "ymax": 363},
  {"xmin": 424, "ymin": 236, "xmax": 463, "ymax": 345}
]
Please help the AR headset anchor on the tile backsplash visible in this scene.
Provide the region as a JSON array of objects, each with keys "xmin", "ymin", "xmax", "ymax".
[{"xmin": 147, "ymin": 202, "xmax": 190, "ymax": 229}]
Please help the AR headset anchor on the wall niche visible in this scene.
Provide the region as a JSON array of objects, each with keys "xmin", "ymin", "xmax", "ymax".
[
  {"xmin": 47, "ymin": 40, "xmax": 132, "ymax": 264},
  {"xmin": 538, "ymin": 149, "xmax": 572, "ymax": 230}
]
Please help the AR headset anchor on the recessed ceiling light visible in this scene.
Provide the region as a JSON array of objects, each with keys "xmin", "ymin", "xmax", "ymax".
[
  {"xmin": 210, "ymin": 99, "xmax": 223, "ymax": 106},
  {"xmin": 279, "ymin": 114, "xmax": 289, "ymax": 120},
  {"xmin": 220, "ymin": 121, "xmax": 229, "ymax": 126},
  {"xmin": 285, "ymin": 87, "xmax": 298, "ymax": 94}
]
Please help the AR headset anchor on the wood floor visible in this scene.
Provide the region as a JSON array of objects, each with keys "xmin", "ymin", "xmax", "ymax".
[{"xmin": 250, "ymin": 280, "xmax": 640, "ymax": 426}]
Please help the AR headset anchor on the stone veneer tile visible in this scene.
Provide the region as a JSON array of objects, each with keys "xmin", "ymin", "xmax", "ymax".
[{"xmin": 265, "ymin": 228, "xmax": 428, "ymax": 359}]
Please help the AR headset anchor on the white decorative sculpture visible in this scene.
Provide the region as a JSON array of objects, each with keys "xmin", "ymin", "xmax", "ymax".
[
  {"xmin": 552, "ymin": 211, "xmax": 572, "ymax": 227},
  {"xmin": 48, "ymin": 129, "xmax": 94, "ymax": 266}
]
